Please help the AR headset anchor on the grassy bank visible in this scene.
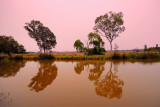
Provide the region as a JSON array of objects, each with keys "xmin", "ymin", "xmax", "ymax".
[{"xmin": 0, "ymin": 52, "xmax": 160, "ymax": 60}]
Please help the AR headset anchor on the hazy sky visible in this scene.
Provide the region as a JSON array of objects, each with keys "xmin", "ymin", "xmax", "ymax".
[{"xmin": 0, "ymin": 0, "xmax": 160, "ymax": 52}]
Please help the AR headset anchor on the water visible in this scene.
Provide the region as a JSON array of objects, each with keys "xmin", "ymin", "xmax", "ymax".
[{"xmin": 0, "ymin": 60, "xmax": 160, "ymax": 107}]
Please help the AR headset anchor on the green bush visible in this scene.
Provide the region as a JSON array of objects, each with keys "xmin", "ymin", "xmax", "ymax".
[
  {"xmin": 129, "ymin": 54, "xmax": 136, "ymax": 58},
  {"xmin": 38, "ymin": 54, "xmax": 55, "ymax": 60}
]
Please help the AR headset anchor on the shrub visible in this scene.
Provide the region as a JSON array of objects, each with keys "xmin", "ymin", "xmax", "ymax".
[
  {"xmin": 129, "ymin": 54, "xmax": 136, "ymax": 59},
  {"xmin": 122, "ymin": 54, "xmax": 128, "ymax": 59},
  {"xmin": 9, "ymin": 55, "xmax": 23, "ymax": 60},
  {"xmin": 111, "ymin": 53, "xmax": 121, "ymax": 59},
  {"xmin": 38, "ymin": 54, "xmax": 55, "ymax": 60}
]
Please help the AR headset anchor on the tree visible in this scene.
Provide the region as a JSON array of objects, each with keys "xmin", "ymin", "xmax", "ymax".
[
  {"xmin": 144, "ymin": 44, "xmax": 147, "ymax": 51},
  {"xmin": 73, "ymin": 40, "xmax": 84, "ymax": 52},
  {"xmin": 94, "ymin": 11, "xmax": 125, "ymax": 51},
  {"xmin": 24, "ymin": 20, "xmax": 57, "ymax": 53},
  {"xmin": 0, "ymin": 35, "xmax": 26, "ymax": 55},
  {"xmin": 156, "ymin": 44, "xmax": 158, "ymax": 49},
  {"xmin": 88, "ymin": 32, "xmax": 105, "ymax": 54}
]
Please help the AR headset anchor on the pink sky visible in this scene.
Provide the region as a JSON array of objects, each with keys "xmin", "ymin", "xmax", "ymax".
[{"xmin": 0, "ymin": 0, "xmax": 160, "ymax": 52}]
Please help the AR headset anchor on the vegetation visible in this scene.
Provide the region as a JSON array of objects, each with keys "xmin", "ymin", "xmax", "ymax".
[
  {"xmin": 24, "ymin": 20, "xmax": 57, "ymax": 53},
  {"xmin": 94, "ymin": 12, "xmax": 125, "ymax": 51},
  {"xmin": 38, "ymin": 54, "xmax": 55, "ymax": 60},
  {"xmin": 73, "ymin": 40, "xmax": 84, "ymax": 52},
  {"xmin": 73, "ymin": 33, "xmax": 106, "ymax": 55},
  {"xmin": 0, "ymin": 35, "xmax": 26, "ymax": 55},
  {"xmin": 87, "ymin": 32, "xmax": 106, "ymax": 55}
]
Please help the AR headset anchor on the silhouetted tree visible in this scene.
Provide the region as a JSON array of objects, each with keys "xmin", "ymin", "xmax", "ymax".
[
  {"xmin": 94, "ymin": 12, "xmax": 125, "ymax": 51},
  {"xmin": 24, "ymin": 20, "xmax": 57, "ymax": 53},
  {"xmin": 0, "ymin": 36, "xmax": 26, "ymax": 55},
  {"xmin": 28, "ymin": 60, "xmax": 58, "ymax": 92}
]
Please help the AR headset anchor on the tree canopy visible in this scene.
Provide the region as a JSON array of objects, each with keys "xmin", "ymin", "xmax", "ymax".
[
  {"xmin": 74, "ymin": 40, "xmax": 84, "ymax": 52},
  {"xmin": 94, "ymin": 11, "xmax": 125, "ymax": 51},
  {"xmin": 0, "ymin": 35, "xmax": 26, "ymax": 55},
  {"xmin": 24, "ymin": 20, "xmax": 57, "ymax": 53},
  {"xmin": 88, "ymin": 32, "xmax": 105, "ymax": 54}
]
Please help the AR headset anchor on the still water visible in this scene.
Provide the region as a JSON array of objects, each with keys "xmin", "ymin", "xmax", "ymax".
[{"xmin": 0, "ymin": 60, "xmax": 160, "ymax": 107}]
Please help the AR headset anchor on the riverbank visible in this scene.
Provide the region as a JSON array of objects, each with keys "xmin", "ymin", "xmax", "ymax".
[{"xmin": 0, "ymin": 52, "xmax": 160, "ymax": 60}]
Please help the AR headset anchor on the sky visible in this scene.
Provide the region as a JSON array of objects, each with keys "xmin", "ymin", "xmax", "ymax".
[{"xmin": 0, "ymin": 0, "xmax": 160, "ymax": 52}]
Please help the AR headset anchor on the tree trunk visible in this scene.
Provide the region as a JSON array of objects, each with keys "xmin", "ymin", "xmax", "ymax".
[
  {"xmin": 110, "ymin": 42, "xmax": 112, "ymax": 51},
  {"xmin": 44, "ymin": 48, "xmax": 45, "ymax": 53}
]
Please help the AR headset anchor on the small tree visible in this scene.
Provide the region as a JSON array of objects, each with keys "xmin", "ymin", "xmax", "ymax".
[
  {"xmin": 74, "ymin": 40, "xmax": 84, "ymax": 52},
  {"xmin": 88, "ymin": 32, "xmax": 105, "ymax": 54},
  {"xmin": 156, "ymin": 44, "xmax": 158, "ymax": 49},
  {"xmin": 94, "ymin": 11, "xmax": 125, "ymax": 51},
  {"xmin": 144, "ymin": 44, "xmax": 147, "ymax": 51},
  {"xmin": 24, "ymin": 20, "xmax": 57, "ymax": 53}
]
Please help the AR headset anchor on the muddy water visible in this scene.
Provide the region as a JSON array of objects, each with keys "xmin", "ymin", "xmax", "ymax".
[{"xmin": 0, "ymin": 60, "xmax": 160, "ymax": 107}]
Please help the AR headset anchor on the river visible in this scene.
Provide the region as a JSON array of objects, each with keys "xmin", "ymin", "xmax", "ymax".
[{"xmin": 0, "ymin": 60, "xmax": 160, "ymax": 107}]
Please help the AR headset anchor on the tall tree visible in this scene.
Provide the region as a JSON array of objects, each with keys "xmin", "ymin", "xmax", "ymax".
[
  {"xmin": 74, "ymin": 40, "xmax": 84, "ymax": 52},
  {"xmin": 24, "ymin": 20, "xmax": 57, "ymax": 53},
  {"xmin": 94, "ymin": 12, "xmax": 125, "ymax": 51}
]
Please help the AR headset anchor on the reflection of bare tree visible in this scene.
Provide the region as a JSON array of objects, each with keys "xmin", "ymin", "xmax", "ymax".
[
  {"xmin": 0, "ymin": 60, "xmax": 26, "ymax": 78},
  {"xmin": 94, "ymin": 61, "xmax": 124, "ymax": 99},
  {"xmin": 0, "ymin": 92, "xmax": 12, "ymax": 107},
  {"xmin": 28, "ymin": 60, "xmax": 58, "ymax": 92}
]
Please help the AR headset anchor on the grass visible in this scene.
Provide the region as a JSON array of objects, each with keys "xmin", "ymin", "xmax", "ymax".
[{"xmin": 0, "ymin": 52, "xmax": 160, "ymax": 60}]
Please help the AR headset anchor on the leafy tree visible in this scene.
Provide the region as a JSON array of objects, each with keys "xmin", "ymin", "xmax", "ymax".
[
  {"xmin": 0, "ymin": 35, "xmax": 26, "ymax": 55},
  {"xmin": 24, "ymin": 20, "xmax": 57, "ymax": 53},
  {"xmin": 74, "ymin": 40, "xmax": 84, "ymax": 52},
  {"xmin": 88, "ymin": 32, "xmax": 105, "ymax": 54},
  {"xmin": 94, "ymin": 11, "xmax": 125, "ymax": 51}
]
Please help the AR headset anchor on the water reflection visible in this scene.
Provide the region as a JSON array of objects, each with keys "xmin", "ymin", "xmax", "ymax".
[
  {"xmin": 0, "ymin": 60, "xmax": 26, "ymax": 78},
  {"xmin": 28, "ymin": 60, "xmax": 58, "ymax": 92},
  {"xmin": 94, "ymin": 61, "xmax": 124, "ymax": 99},
  {"xmin": 74, "ymin": 61, "xmax": 124, "ymax": 99},
  {"xmin": 0, "ymin": 92, "xmax": 12, "ymax": 107}
]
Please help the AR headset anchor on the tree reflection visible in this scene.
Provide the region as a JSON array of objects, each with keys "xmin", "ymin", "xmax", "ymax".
[
  {"xmin": 74, "ymin": 61, "xmax": 84, "ymax": 74},
  {"xmin": 0, "ymin": 60, "xmax": 26, "ymax": 78},
  {"xmin": 74, "ymin": 61, "xmax": 105, "ymax": 81},
  {"xmin": 94, "ymin": 61, "xmax": 124, "ymax": 99},
  {"xmin": 74, "ymin": 61, "xmax": 124, "ymax": 99},
  {"xmin": 88, "ymin": 62, "xmax": 105, "ymax": 81},
  {"xmin": 28, "ymin": 60, "xmax": 58, "ymax": 92}
]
